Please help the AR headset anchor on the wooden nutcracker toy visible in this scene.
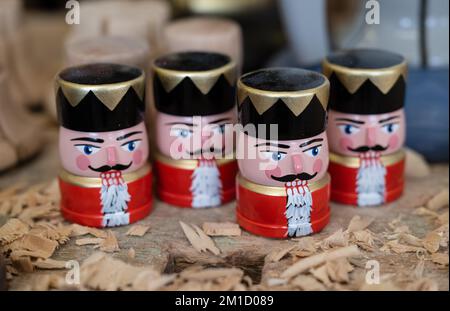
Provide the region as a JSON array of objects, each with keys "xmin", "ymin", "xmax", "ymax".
[
  {"xmin": 56, "ymin": 63, "xmax": 152, "ymax": 227},
  {"xmin": 153, "ymin": 51, "xmax": 238, "ymax": 208},
  {"xmin": 236, "ymin": 68, "xmax": 331, "ymax": 238},
  {"xmin": 323, "ymin": 49, "xmax": 407, "ymax": 206}
]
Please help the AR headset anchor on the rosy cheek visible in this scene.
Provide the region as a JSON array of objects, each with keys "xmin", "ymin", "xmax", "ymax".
[
  {"xmin": 339, "ymin": 137, "xmax": 353, "ymax": 151},
  {"xmin": 313, "ymin": 159, "xmax": 323, "ymax": 173},
  {"xmin": 133, "ymin": 150, "xmax": 143, "ymax": 165},
  {"xmin": 265, "ymin": 166, "xmax": 281, "ymax": 179},
  {"xmin": 76, "ymin": 155, "xmax": 90, "ymax": 171},
  {"xmin": 388, "ymin": 134, "xmax": 399, "ymax": 149}
]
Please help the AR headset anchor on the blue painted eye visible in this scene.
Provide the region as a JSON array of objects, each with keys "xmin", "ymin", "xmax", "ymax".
[
  {"xmin": 216, "ymin": 124, "xmax": 226, "ymax": 134},
  {"xmin": 338, "ymin": 124, "xmax": 360, "ymax": 135},
  {"xmin": 305, "ymin": 146, "xmax": 321, "ymax": 157},
  {"xmin": 172, "ymin": 128, "xmax": 191, "ymax": 138},
  {"xmin": 75, "ymin": 145, "xmax": 100, "ymax": 155},
  {"xmin": 121, "ymin": 140, "xmax": 141, "ymax": 152},
  {"xmin": 382, "ymin": 123, "xmax": 399, "ymax": 134},
  {"xmin": 271, "ymin": 152, "xmax": 286, "ymax": 161}
]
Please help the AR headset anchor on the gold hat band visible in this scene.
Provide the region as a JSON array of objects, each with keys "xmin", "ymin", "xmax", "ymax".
[
  {"xmin": 329, "ymin": 149, "xmax": 405, "ymax": 168},
  {"xmin": 238, "ymin": 173, "xmax": 330, "ymax": 196},
  {"xmin": 237, "ymin": 70, "xmax": 329, "ymax": 116},
  {"xmin": 59, "ymin": 164, "xmax": 151, "ymax": 188},
  {"xmin": 152, "ymin": 60, "xmax": 237, "ymax": 95},
  {"xmin": 55, "ymin": 71, "xmax": 145, "ymax": 111},
  {"xmin": 322, "ymin": 58, "xmax": 407, "ymax": 94}
]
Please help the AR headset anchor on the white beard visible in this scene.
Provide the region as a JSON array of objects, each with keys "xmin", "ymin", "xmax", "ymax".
[
  {"xmin": 190, "ymin": 159, "xmax": 222, "ymax": 208},
  {"xmin": 100, "ymin": 171, "xmax": 131, "ymax": 227},
  {"xmin": 356, "ymin": 153, "xmax": 386, "ymax": 206},
  {"xmin": 285, "ymin": 180, "xmax": 313, "ymax": 237}
]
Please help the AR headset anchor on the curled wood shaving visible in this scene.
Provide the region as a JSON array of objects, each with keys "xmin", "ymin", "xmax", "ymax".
[
  {"xmin": 430, "ymin": 253, "xmax": 449, "ymax": 266},
  {"xmin": 346, "ymin": 215, "xmax": 374, "ymax": 233},
  {"xmin": 33, "ymin": 258, "xmax": 67, "ymax": 270},
  {"xmin": 423, "ymin": 232, "xmax": 441, "ymax": 253},
  {"xmin": 75, "ymin": 237, "xmax": 104, "ymax": 246},
  {"xmin": 405, "ymin": 148, "xmax": 431, "ymax": 178},
  {"xmin": 179, "ymin": 221, "xmax": 220, "ymax": 255},
  {"xmin": 320, "ymin": 228, "xmax": 348, "ymax": 250},
  {"xmin": 70, "ymin": 224, "xmax": 107, "ymax": 238},
  {"xmin": 0, "ymin": 218, "xmax": 29, "ymax": 244},
  {"xmin": 202, "ymin": 222, "xmax": 241, "ymax": 236},
  {"xmin": 426, "ymin": 189, "xmax": 449, "ymax": 211},
  {"xmin": 266, "ymin": 245, "xmax": 296, "ymax": 263},
  {"xmin": 96, "ymin": 230, "xmax": 119, "ymax": 253},
  {"xmin": 126, "ymin": 224, "xmax": 150, "ymax": 237},
  {"xmin": 281, "ymin": 245, "xmax": 360, "ymax": 279}
]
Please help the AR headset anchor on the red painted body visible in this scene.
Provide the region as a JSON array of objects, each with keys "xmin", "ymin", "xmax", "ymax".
[
  {"xmin": 236, "ymin": 176, "xmax": 331, "ymax": 239},
  {"xmin": 328, "ymin": 158, "xmax": 405, "ymax": 205},
  {"xmin": 154, "ymin": 159, "xmax": 238, "ymax": 208},
  {"xmin": 59, "ymin": 169, "xmax": 153, "ymax": 227}
]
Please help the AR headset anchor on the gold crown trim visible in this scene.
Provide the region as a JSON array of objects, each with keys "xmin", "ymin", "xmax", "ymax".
[
  {"xmin": 55, "ymin": 72, "xmax": 145, "ymax": 111},
  {"xmin": 322, "ymin": 58, "xmax": 408, "ymax": 95},
  {"xmin": 155, "ymin": 151, "xmax": 235, "ymax": 169},
  {"xmin": 152, "ymin": 61, "xmax": 237, "ymax": 95},
  {"xmin": 237, "ymin": 76, "xmax": 329, "ymax": 116},
  {"xmin": 238, "ymin": 173, "xmax": 330, "ymax": 196}
]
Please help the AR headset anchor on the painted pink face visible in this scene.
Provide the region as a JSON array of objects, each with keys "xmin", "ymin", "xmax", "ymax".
[
  {"xmin": 237, "ymin": 131, "xmax": 329, "ymax": 187},
  {"xmin": 327, "ymin": 108, "xmax": 406, "ymax": 156},
  {"xmin": 155, "ymin": 108, "xmax": 237, "ymax": 159},
  {"xmin": 59, "ymin": 122, "xmax": 149, "ymax": 177}
]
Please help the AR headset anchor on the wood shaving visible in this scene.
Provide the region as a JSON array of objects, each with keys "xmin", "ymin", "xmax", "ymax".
[
  {"xmin": 426, "ymin": 189, "xmax": 449, "ymax": 211},
  {"xmin": 16, "ymin": 273, "xmax": 65, "ymax": 291},
  {"xmin": 0, "ymin": 218, "xmax": 29, "ymax": 244},
  {"xmin": 326, "ymin": 258, "xmax": 354, "ymax": 283},
  {"xmin": 75, "ymin": 238, "xmax": 104, "ymax": 246},
  {"xmin": 381, "ymin": 240, "xmax": 425, "ymax": 254},
  {"xmin": 414, "ymin": 207, "xmax": 440, "ymax": 218},
  {"xmin": 33, "ymin": 258, "xmax": 67, "ymax": 270},
  {"xmin": 320, "ymin": 228, "xmax": 348, "ymax": 250},
  {"xmin": 351, "ymin": 230, "xmax": 377, "ymax": 251},
  {"xmin": 309, "ymin": 264, "xmax": 332, "ymax": 287},
  {"xmin": 291, "ymin": 275, "xmax": 326, "ymax": 291},
  {"xmin": 266, "ymin": 245, "xmax": 296, "ymax": 263},
  {"xmin": 180, "ymin": 267, "xmax": 243, "ymax": 281},
  {"xmin": 202, "ymin": 222, "xmax": 241, "ymax": 236},
  {"xmin": 281, "ymin": 245, "xmax": 360, "ymax": 279},
  {"xmin": 11, "ymin": 234, "xmax": 58, "ymax": 259},
  {"xmin": 346, "ymin": 215, "xmax": 374, "ymax": 233},
  {"xmin": 11, "ymin": 256, "xmax": 34, "ymax": 273},
  {"xmin": 96, "ymin": 230, "xmax": 119, "ymax": 253},
  {"xmin": 291, "ymin": 237, "xmax": 317, "ymax": 258},
  {"xmin": 126, "ymin": 224, "xmax": 150, "ymax": 237},
  {"xmin": 399, "ymin": 233, "xmax": 423, "ymax": 247},
  {"xmin": 406, "ymin": 278, "xmax": 439, "ymax": 291},
  {"xmin": 430, "ymin": 253, "xmax": 449, "ymax": 266},
  {"xmin": 179, "ymin": 221, "xmax": 220, "ymax": 255},
  {"xmin": 423, "ymin": 232, "xmax": 441, "ymax": 253},
  {"xmin": 70, "ymin": 224, "xmax": 107, "ymax": 238},
  {"xmin": 405, "ymin": 148, "xmax": 431, "ymax": 178}
]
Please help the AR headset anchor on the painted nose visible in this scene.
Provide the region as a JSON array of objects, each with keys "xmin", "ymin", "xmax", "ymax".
[
  {"xmin": 106, "ymin": 146, "xmax": 118, "ymax": 166},
  {"xmin": 366, "ymin": 127, "xmax": 376, "ymax": 146},
  {"xmin": 291, "ymin": 154, "xmax": 303, "ymax": 174}
]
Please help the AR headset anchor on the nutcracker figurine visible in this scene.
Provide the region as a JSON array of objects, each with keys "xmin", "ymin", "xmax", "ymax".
[
  {"xmin": 56, "ymin": 63, "xmax": 152, "ymax": 227},
  {"xmin": 323, "ymin": 49, "xmax": 407, "ymax": 206},
  {"xmin": 236, "ymin": 68, "xmax": 331, "ymax": 238},
  {"xmin": 153, "ymin": 52, "xmax": 238, "ymax": 208}
]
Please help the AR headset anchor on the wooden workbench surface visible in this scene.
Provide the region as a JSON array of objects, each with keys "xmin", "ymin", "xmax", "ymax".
[{"xmin": 0, "ymin": 127, "xmax": 448, "ymax": 291}]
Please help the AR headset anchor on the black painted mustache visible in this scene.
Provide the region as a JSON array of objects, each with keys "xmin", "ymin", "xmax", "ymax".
[
  {"xmin": 89, "ymin": 162, "xmax": 132, "ymax": 173},
  {"xmin": 271, "ymin": 172, "xmax": 318, "ymax": 182},
  {"xmin": 348, "ymin": 145, "xmax": 388, "ymax": 153}
]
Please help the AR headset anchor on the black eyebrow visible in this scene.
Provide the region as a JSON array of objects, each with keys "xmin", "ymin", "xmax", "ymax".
[
  {"xmin": 254, "ymin": 142, "xmax": 290, "ymax": 149},
  {"xmin": 71, "ymin": 137, "xmax": 104, "ymax": 143},
  {"xmin": 378, "ymin": 116, "xmax": 400, "ymax": 124},
  {"xmin": 166, "ymin": 122, "xmax": 195, "ymax": 127},
  {"xmin": 116, "ymin": 131, "xmax": 143, "ymax": 141},
  {"xmin": 209, "ymin": 118, "xmax": 231, "ymax": 124},
  {"xmin": 299, "ymin": 138, "xmax": 323, "ymax": 148},
  {"xmin": 335, "ymin": 118, "xmax": 365, "ymax": 125},
  {"xmin": 303, "ymin": 144, "xmax": 322, "ymax": 152}
]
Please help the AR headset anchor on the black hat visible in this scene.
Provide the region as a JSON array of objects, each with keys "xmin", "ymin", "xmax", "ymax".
[
  {"xmin": 56, "ymin": 63, "xmax": 146, "ymax": 132},
  {"xmin": 323, "ymin": 49, "xmax": 407, "ymax": 115},
  {"xmin": 152, "ymin": 51, "xmax": 237, "ymax": 116},
  {"xmin": 238, "ymin": 67, "xmax": 329, "ymax": 141}
]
